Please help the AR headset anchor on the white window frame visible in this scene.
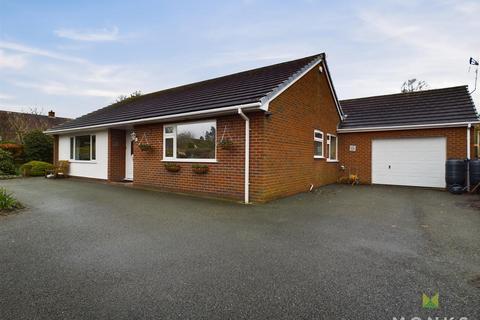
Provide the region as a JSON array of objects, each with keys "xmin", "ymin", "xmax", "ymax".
[
  {"xmin": 69, "ymin": 134, "xmax": 96, "ymax": 162},
  {"xmin": 314, "ymin": 130, "xmax": 324, "ymax": 159},
  {"xmin": 327, "ymin": 133, "xmax": 338, "ymax": 162},
  {"xmin": 163, "ymin": 124, "xmax": 176, "ymax": 160},
  {"xmin": 162, "ymin": 119, "xmax": 217, "ymax": 163}
]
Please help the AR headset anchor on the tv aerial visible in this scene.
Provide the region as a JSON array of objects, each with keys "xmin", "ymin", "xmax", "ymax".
[{"xmin": 469, "ymin": 57, "xmax": 479, "ymax": 94}]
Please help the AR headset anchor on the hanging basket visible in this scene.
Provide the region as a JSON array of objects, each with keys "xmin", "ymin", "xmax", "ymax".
[
  {"xmin": 164, "ymin": 163, "xmax": 181, "ymax": 172},
  {"xmin": 192, "ymin": 164, "xmax": 209, "ymax": 174},
  {"xmin": 137, "ymin": 132, "xmax": 152, "ymax": 152},
  {"xmin": 219, "ymin": 139, "xmax": 234, "ymax": 150},
  {"xmin": 138, "ymin": 143, "xmax": 153, "ymax": 151},
  {"xmin": 219, "ymin": 125, "xmax": 234, "ymax": 150}
]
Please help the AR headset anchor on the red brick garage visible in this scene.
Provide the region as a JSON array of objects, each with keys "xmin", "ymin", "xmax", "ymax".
[{"xmin": 338, "ymin": 86, "xmax": 478, "ymax": 187}]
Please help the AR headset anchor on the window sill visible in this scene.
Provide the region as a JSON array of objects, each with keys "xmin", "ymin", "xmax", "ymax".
[
  {"xmin": 313, "ymin": 156, "xmax": 325, "ymax": 159},
  {"xmin": 68, "ymin": 160, "xmax": 98, "ymax": 164},
  {"xmin": 161, "ymin": 159, "xmax": 218, "ymax": 163},
  {"xmin": 326, "ymin": 159, "xmax": 339, "ymax": 163}
]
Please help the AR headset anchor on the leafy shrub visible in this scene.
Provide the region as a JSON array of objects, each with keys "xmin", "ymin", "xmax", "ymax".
[
  {"xmin": 0, "ymin": 149, "xmax": 16, "ymax": 175},
  {"xmin": 23, "ymin": 130, "xmax": 53, "ymax": 163},
  {"xmin": 0, "ymin": 188, "xmax": 22, "ymax": 211},
  {"xmin": 20, "ymin": 161, "xmax": 54, "ymax": 176},
  {"xmin": 0, "ymin": 149, "xmax": 13, "ymax": 162},
  {"xmin": 21, "ymin": 164, "xmax": 33, "ymax": 177},
  {"xmin": 0, "ymin": 160, "xmax": 16, "ymax": 175}
]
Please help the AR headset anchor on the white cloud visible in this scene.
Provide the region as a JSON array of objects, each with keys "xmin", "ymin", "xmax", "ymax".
[
  {"xmin": 334, "ymin": 2, "xmax": 480, "ymax": 105},
  {"xmin": 0, "ymin": 93, "xmax": 13, "ymax": 100},
  {"xmin": 12, "ymin": 80, "xmax": 123, "ymax": 97},
  {"xmin": 54, "ymin": 26, "xmax": 120, "ymax": 42},
  {"xmin": 452, "ymin": 0, "xmax": 480, "ymax": 16},
  {"xmin": 2, "ymin": 1, "xmax": 480, "ymax": 117},
  {"xmin": 0, "ymin": 40, "xmax": 87, "ymax": 64},
  {"xmin": 0, "ymin": 49, "xmax": 28, "ymax": 69},
  {"xmin": 203, "ymin": 50, "xmax": 297, "ymax": 68},
  {"xmin": 11, "ymin": 80, "xmax": 69, "ymax": 96},
  {"xmin": 0, "ymin": 40, "xmax": 151, "ymax": 111}
]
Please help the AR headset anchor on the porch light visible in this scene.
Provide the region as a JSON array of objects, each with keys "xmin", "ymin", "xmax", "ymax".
[{"xmin": 130, "ymin": 131, "xmax": 137, "ymax": 142}]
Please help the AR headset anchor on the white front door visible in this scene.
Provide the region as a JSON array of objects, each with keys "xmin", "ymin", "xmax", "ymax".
[
  {"xmin": 372, "ymin": 137, "xmax": 446, "ymax": 188},
  {"xmin": 125, "ymin": 131, "xmax": 134, "ymax": 181}
]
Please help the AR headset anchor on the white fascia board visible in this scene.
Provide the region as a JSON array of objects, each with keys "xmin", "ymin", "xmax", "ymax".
[
  {"xmin": 321, "ymin": 57, "xmax": 345, "ymax": 121},
  {"xmin": 259, "ymin": 55, "xmax": 323, "ymax": 111},
  {"xmin": 337, "ymin": 121, "xmax": 480, "ymax": 133},
  {"xmin": 45, "ymin": 102, "xmax": 262, "ymax": 135}
]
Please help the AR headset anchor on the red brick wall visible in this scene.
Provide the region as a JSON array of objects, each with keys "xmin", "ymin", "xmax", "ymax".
[
  {"xmin": 338, "ymin": 127, "xmax": 474, "ymax": 184},
  {"xmin": 108, "ymin": 129, "xmax": 126, "ymax": 182},
  {"xmin": 131, "ymin": 65, "xmax": 342, "ymax": 202},
  {"xmin": 258, "ymin": 65, "xmax": 342, "ymax": 201},
  {"xmin": 132, "ymin": 114, "xmax": 264, "ymax": 201}
]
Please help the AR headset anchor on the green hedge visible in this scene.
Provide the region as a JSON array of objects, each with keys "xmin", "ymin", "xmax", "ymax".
[
  {"xmin": 23, "ymin": 130, "xmax": 53, "ymax": 163},
  {"xmin": 0, "ymin": 149, "xmax": 16, "ymax": 175},
  {"xmin": 20, "ymin": 161, "xmax": 54, "ymax": 176}
]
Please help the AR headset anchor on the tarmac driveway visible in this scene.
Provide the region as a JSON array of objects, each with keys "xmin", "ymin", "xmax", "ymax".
[{"xmin": 1, "ymin": 178, "xmax": 479, "ymax": 319}]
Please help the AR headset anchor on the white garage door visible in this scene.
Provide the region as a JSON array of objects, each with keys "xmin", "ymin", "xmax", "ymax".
[{"xmin": 372, "ymin": 137, "xmax": 446, "ymax": 188}]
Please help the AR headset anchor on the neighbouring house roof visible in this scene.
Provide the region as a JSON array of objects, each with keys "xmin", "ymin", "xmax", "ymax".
[
  {"xmin": 48, "ymin": 53, "xmax": 342, "ymax": 133},
  {"xmin": 0, "ymin": 110, "xmax": 70, "ymax": 142},
  {"xmin": 338, "ymin": 86, "xmax": 479, "ymax": 131}
]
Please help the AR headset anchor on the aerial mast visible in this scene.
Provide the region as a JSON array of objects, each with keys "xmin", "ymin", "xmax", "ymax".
[{"xmin": 469, "ymin": 57, "xmax": 479, "ymax": 94}]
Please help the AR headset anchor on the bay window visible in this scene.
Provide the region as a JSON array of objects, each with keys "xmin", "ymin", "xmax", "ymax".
[
  {"xmin": 163, "ymin": 120, "xmax": 216, "ymax": 161},
  {"xmin": 70, "ymin": 135, "xmax": 96, "ymax": 161}
]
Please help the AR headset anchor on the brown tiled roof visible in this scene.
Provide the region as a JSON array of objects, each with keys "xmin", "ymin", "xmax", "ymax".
[
  {"xmin": 49, "ymin": 54, "xmax": 325, "ymax": 131},
  {"xmin": 339, "ymin": 86, "xmax": 479, "ymax": 129},
  {"xmin": 0, "ymin": 110, "xmax": 70, "ymax": 125}
]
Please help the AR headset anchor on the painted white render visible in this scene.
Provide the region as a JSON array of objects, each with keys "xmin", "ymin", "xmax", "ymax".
[{"xmin": 58, "ymin": 130, "xmax": 109, "ymax": 180}]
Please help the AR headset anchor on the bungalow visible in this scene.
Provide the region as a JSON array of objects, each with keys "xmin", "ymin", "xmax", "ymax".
[{"xmin": 46, "ymin": 54, "xmax": 479, "ymax": 202}]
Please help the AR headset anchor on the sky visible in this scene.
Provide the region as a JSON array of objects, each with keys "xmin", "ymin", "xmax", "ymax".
[{"xmin": 0, "ymin": 0, "xmax": 479, "ymax": 118}]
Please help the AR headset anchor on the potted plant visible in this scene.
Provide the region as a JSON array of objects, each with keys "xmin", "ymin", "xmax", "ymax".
[
  {"xmin": 192, "ymin": 164, "xmax": 209, "ymax": 174},
  {"xmin": 138, "ymin": 143, "xmax": 153, "ymax": 151},
  {"xmin": 219, "ymin": 139, "xmax": 234, "ymax": 150},
  {"xmin": 164, "ymin": 163, "xmax": 181, "ymax": 172}
]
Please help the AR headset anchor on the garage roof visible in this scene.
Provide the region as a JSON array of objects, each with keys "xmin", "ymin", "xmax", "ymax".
[
  {"xmin": 48, "ymin": 53, "xmax": 336, "ymax": 132},
  {"xmin": 339, "ymin": 86, "xmax": 479, "ymax": 130}
]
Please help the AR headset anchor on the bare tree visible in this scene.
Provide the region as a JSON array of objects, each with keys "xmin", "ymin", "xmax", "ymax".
[
  {"xmin": 401, "ymin": 79, "xmax": 429, "ymax": 93},
  {"xmin": 7, "ymin": 108, "xmax": 50, "ymax": 144}
]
